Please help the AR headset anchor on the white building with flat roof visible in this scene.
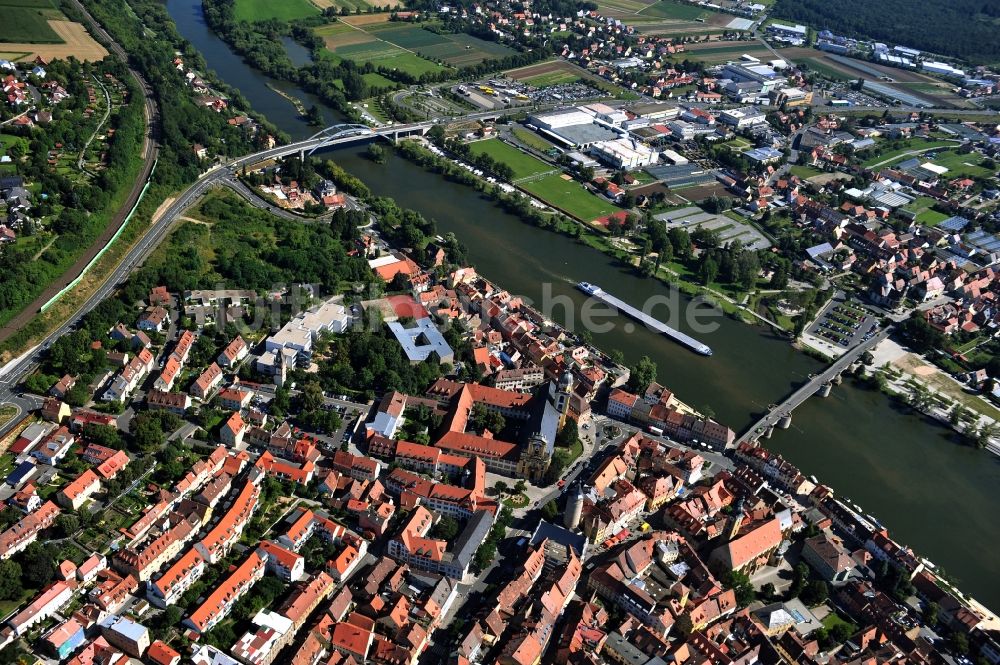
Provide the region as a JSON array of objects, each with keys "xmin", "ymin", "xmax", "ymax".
[
  {"xmin": 766, "ymin": 22, "xmax": 807, "ymax": 45},
  {"xmin": 262, "ymin": 297, "xmax": 350, "ymax": 367},
  {"xmin": 719, "ymin": 107, "xmax": 768, "ymax": 129},
  {"xmin": 590, "ymin": 138, "xmax": 658, "ymax": 170},
  {"xmin": 386, "ymin": 318, "xmax": 454, "ymax": 365}
]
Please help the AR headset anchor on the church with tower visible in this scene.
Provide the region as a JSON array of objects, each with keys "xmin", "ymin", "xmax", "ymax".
[{"xmin": 407, "ymin": 370, "xmax": 576, "ymax": 483}]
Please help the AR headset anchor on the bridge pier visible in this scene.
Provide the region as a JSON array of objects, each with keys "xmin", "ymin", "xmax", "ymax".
[
  {"xmin": 778, "ymin": 413, "xmax": 792, "ymax": 429},
  {"xmin": 818, "ymin": 382, "xmax": 832, "ymax": 398},
  {"xmin": 765, "ymin": 425, "xmax": 774, "ymax": 439},
  {"xmin": 832, "ymin": 372, "xmax": 843, "ymax": 385}
]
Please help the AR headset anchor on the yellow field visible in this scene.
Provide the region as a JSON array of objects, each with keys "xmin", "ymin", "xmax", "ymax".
[
  {"xmin": 341, "ymin": 13, "xmax": 394, "ymax": 26},
  {"xmin": 0, "ymin": 20, "xmax": 108, "ymax": 62}
]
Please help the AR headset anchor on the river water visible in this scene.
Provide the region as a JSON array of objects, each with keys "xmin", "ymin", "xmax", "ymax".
[{"xmin": 165, "ymin": 0, "xmax": 1000, "ymax": 609}]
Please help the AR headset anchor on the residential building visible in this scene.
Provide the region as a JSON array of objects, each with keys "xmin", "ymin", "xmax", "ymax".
[
  {"xmin": 185, "ymin": 550, "xmax": 267, "ymax": 634},
  {"xmin": 148, "ymin": 548, "xmax": 205, "ymax": 607},
  {"xmin": 219, "ymin": 387, "xmax": 253, "ymax": 411},
  {"xmin": 31, "ymin": 426, "xmax": 74, "ymax": 464},
  {"xmin": 802, "ymin": 532, "xmax": 858, "ymax": 583},
  {"xmin": 191, "ymin": 363, "xmax": 224, "ymax": 399},
  {"xmin": 57, "ymin": 469, "xmax": 101, "ymax": 510},
  {"xmin": 195, "ymin": 480, "xmax": 259, "ymax": 564},
  {"xmin": 387, "ymin": 507, "xmax": 493, "ymax": 579},
  {"xmin": 258, "ymin": 540, "xmax": 305, "ymax": 582},
  {"xmin": 218, "ymin": 336, "xmax": 249, "ymax": 368},
  {"xmin": 147, "ymin": 641, "xmax": 181, "ymax": 665},
  {"xmin": 8, "ymin": 581, "xmax": 73, "ymax": 636},
  {"xmin": 96, "ymin": 450, "xmax": 130, "ymax": 480},
  {"xmin": 43, "ymin": 618, "xmax": 86, "ymax": 659},
  {"xmin": 100, "ymin": 615, "xmax": 151, "ymax": 657},
  {"xmin": 221, "ymin": 411, "xmax": 247, "ymax": 447},
  {"xmin": 0, "ymin": 500, "xmax": 60, "ymax": 560}
]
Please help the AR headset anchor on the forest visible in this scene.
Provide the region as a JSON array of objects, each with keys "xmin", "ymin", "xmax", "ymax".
[{"xmin": 773, "ymin": 0, "xmax": 1000, "ymax": 63}]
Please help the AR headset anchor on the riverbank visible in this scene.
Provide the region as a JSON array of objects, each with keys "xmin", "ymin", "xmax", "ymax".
[
  {"xmin": 393, "ymin": 137, "xmax": 794, "ymax": 333},
  {"xmin": 156, "ymin": 0, "xmax": 1000, "ymax": 607},
  {"xmin": 868, "ymin": 338, "xmax": 1000, "ymax": 455}
]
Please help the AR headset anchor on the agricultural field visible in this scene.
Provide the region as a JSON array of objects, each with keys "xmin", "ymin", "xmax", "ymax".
[
  {"xmin": 794, "ymin": 56, "xmax": 853, "ymax": 80},
  {"xmin": 312, "ymin": 0, "xmax": 396, "ymax": 12},
  {"xmin": 0, "ymin": 19, "xmax": 107, "ymax": 61},
  {"xmin": 596, "ymin": 0, "xmax": 658, "ymax": 13},
  {"xmin": 233, "ymin": 0, "xmax": 319, "ymax": 22},
  {"xmin": 368, "ymin": 23, "xmax": 515, "ymax": 66},
  {"xmin": 0, "ymin": 0, "xmax": 64, "ymax": 44},
  {"xmin": 468, "ymin": 139, "xmax": 553, "ymax": 180},
  {"xmin": 317, "ymin": 20, "xmax": 513, "ymax": 72},
  {"xmin": 520, "ymin": 174, "xmax": 617, "ymax": 222},
  {"xmin": 678, "ymin": 40, "xmax": 775, "ymax": 64},
  {"xmin": 606, "ymin": 0, "xmax": 750, "ymax": 36},
  {"xmin": 322, "ymin": 39, "xmax": 451, "ymax": 77},
  {"xmin": 637, "ymin": 0, "xmax": 720, "ymax": 20},
  {"xmin": 341, "ymin": 12, "xmax": 395, "ymax": 26}
]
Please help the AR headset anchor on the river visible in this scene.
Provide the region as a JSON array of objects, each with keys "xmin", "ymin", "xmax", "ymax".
[{"xmin": 165, "ymin": 0, "xmax": 1000, "ymax": 610}]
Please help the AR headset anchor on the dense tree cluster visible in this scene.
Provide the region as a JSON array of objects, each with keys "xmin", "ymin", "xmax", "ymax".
[
  {"xmin": 0, "ymin": 58, "xmax": 145, "ymax": 323},
  {"xmin": 82, "ymin": 0, "xmax": 278, "ymax": 187},
  {"xmin": 772, "ymin": 0, "xmax": 1000, "ymax": 63}
]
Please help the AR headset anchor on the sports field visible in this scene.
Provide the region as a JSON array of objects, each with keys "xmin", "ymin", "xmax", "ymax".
[
  {"xmin": 860, "ymin": 140, "xmax": 952, "ymax": 169},
  {"xmin": 469, "ymin": 139, "xmax": 552, "ymax": 180},
  {"xmin": 921, "ymin": 149, "xmax": 994, "ymax": 178},
  {"xmin": 520, "ymin": 174, "xmax": 617, "ymax": 222},
  {"xmin": 520, "ymin": 69, "xmax": 581, "ymax": 87},
  {"xmin": 511, "ymin": 126, "xmax": 558, "ymax": 152},
  {"xmin": 233, "ymin": 0, "xmax": 319, "ymax": 22}
]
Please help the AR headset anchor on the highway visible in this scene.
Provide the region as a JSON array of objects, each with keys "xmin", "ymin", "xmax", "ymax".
[{"xmin": 737, "ymin": 327, "xmax": 891, "ymax": 444}]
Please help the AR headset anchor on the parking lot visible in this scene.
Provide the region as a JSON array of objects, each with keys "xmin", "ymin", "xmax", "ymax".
[{"xmin": 808, "ymin": 297, "xmax": 878, "ymax": 349}]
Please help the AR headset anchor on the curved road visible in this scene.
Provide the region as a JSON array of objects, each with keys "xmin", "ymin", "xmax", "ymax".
[{"xmin": 0, "ymin": 0, "xmax": 160, "ymax": 346}]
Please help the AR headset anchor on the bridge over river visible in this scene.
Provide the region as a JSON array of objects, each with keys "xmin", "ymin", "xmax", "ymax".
[{"xmin": 737, "ymin": 328, "xmax": 891, "ymax": 445}]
